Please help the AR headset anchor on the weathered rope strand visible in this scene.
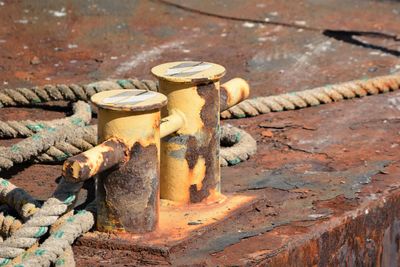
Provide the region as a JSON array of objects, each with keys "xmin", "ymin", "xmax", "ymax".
[
  {"xmin": 0, "ymin": 79, "xmax": 158, "ymax": 108},
  {"xmin": 0, "ymin": 101, "xmax": 91, "ymax": 138},
  {"xmin": 0, "ymin": 205, "xmax": 22, "ymax": 241},
  {"xmin": 221, "ymin": 73, "xmax": 400, "ymax": 119},
  {"xmin": 0, "ymin": 179, "xmax": 39, "ymax": 221},
  {"xmin": 15, "ymin": 202, "xmax": 95, "ymax": 267},
  {"xmin": 0, "ymin": 121, "xmax": 96, "ymax": 172},
  {"xmin": 0, "ymin": 178, "xmax": 83, "ymax": 265},
  {"xmin": 220, "ymin": 125, "xmax": 257, "ymax": 167},
  {"xmin": 35, "ymin": 126, "xmax": 97, "ymax": 163}
]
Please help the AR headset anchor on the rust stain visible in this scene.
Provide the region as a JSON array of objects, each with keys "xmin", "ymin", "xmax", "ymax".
[
  {"xmin": 97, "ymin": 142, "xmax": 159, "ymax": 233},
  {"xmin": 63, "ymin": 137, "xmax": 129, "ymax": 182},
  {"xmin": 186, "ymin": 83, "xmax": 220, "ymax": 203}
]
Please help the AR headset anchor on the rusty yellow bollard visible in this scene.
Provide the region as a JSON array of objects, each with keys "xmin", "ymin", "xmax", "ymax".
[
  {"xmin": 152, "ymin": 61, "xmax": 250, "ymax": 204},
  {"xmin": 63, "ymin": 89, "xmax": 167, "ymax": 233}
]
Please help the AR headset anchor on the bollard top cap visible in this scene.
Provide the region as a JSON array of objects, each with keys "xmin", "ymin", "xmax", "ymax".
[
  {"xmin": 151, "ymin": 61, "xmax": 226, "ymax": 84},
  {"xmin": 91, "ymin": 89, "xmax": 167, "ymax": 112}
]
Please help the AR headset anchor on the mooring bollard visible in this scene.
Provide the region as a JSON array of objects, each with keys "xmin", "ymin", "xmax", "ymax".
[
  {"xmin": 152, "ymin": 61, "xmax": 250, "ymax": 204},
  {"xmin": 63, "ymin": 89, "xmax": 167, "ymax": 233},
  {"xmin": 63, "ymin": 61, "xmax": 249, "ymax": 233}
]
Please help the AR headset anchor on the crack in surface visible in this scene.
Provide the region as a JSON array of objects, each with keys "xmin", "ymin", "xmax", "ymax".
[{"xmin": 272, "ymin": 139, "xmax": 334, "ymax": 161}]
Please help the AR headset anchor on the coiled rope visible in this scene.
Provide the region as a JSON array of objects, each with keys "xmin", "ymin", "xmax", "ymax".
[
  {"xmin": 17, "ymin": 203, "xmax": 95, "ymax": 267},
  {"xmin": 0, "ymin": 178, "xmax": 87, "ymax": 266},
  {"xmin": 0, "ymin": 109, "xmax": 93, "ymax": 172},
  {"xmin": 35, "ymin": 126, "xmax": 97, "ymax": 163},
  {"xmin": 221, "ymin": 73, "xmax": 400, "ymax": 119},
  {"xmin": 220, "ymin": 124, "xmax": 257, "ymax": 167},
  {"xmin": 0, "ymin": 101, "xmax": 91, "ymax": 139}
]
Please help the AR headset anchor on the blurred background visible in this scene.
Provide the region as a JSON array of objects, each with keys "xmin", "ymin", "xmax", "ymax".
[{"xmin": 0, "ymin": 0, "xmax": 398, "ymax": 98}]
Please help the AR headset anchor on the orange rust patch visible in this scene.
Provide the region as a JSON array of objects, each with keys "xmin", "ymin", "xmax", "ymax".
[{"xmin": 84, "ymin": 194, "xmax": 255, "ymax": 246}]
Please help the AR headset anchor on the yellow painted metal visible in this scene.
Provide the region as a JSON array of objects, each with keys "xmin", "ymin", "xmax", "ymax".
[
  {"xmin": 91, "ymin": 89, "xmax": 167, "ymax": 147},
  {"xmin": 220, "ymin": 78, "xmax": 250, "ymax": 110},
  {"xmin": 90, "ymin": 89, "xmax": 167, "ymax": 232},
  {"xmin": 152, "ymin": 61, "xmax": 226, "ymax": 204},
  {"xmin": 62, "ymin": 137, "xmax": 128, "ymax": 182},
  {"xmin": 97, "ymin": 108, "xmax": 160, "ymax": 148},
  {"xmin": 160, "ymin": 109, "xmax": 186, "ymax": 138}
]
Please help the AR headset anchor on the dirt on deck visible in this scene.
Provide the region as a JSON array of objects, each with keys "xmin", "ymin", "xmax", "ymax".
[{"xmin": 0, "ymin": 0, "xmax": 400, "ymax": 266}]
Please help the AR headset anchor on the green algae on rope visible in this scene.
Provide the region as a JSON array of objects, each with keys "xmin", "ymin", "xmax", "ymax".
[
  {"xmin": 0, "ymin": 178, "xmax": 84, "ymax": 264},
  {"xmin": 16, "ymin": 205, "xmax": 95, "ymax": 267},
  {"xmin": 0, "ymin": 123, "xmax": 93, "ymax": 172}
]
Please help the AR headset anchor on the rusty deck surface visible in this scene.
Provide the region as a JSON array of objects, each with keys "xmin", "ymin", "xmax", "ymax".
[{"xmin": 0, "ymin": 0, "xmax": 400, "ymax": 266}]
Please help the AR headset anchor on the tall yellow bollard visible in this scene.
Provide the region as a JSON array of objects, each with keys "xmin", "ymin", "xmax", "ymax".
[
  {"xmin": 64, "ymin": 89, "xmax": 167, "ymax": 233},
  {"xmin": 152, "ymin": 61, "xmax": 230, "ymax": 204}
]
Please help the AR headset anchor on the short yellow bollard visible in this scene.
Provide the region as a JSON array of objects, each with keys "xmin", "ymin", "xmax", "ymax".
[
  {"xmin": 152, "ymin": 61, "xmax": 250, "ymax": 205},
  {"xmin": 63, "ymin": 89, "xmax": 167, "ymax": 233}
]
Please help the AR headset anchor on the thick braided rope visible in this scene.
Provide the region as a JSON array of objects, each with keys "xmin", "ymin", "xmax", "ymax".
[
  {"xmin": 0, "ymin": 79, "xmax": 158, "ymax": 108},
  {"xmin": 0, "ymin": 179, "xmax": 39, "ymax": 221},
  {"xmin": 49, "ymin": 212, "xmax": 76, "ymax": 267},
  {"xmin": 14, "ymin": 204, "xmax": 95, "ymax": 267},
  {"xmin": 0, "ymin": 179, "xmax": 83, "ymax": 265},
  {"xmin": 0, "ymin": 208, "xmax": 73, "ymax": 264},
  {"xmin": 0, "ymin": 101, "xmax": 91, "ymax": 138},
  {"xmin": 221, "ymin": 73, "xmax": 400, "ymax": 119},
  {"xmin": 35, "ymin": 126, "xmax": 97, "ymax": 163},
  {"xmin": 0, "ymin": 205, "xmax": 22, "ymax": 241},
  {"xmin": 220, "ymin": 125, "xmax": 257, "ymax": 167},
  {"xmin": 0, "ymin": 122, "xmax": 95, "ymax": 172},
  {"xmin": 0, "ymin": 180, "xmax": 77, "ymax": 266},
  {"xmin": 53, "ymin": 245, "xmax": 75, "ymax": 267}
]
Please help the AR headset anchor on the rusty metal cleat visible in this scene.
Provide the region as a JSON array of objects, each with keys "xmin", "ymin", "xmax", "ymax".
[{"xmin": 152, "ymin": 61, "xmax": 250, "ymax": 205}]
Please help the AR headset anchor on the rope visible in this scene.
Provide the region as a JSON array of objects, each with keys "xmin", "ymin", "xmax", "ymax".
[
  {"xmin": 0, "ymin": 178, "xmax": 83, "ymax": 265},
  {"xmin": 220, "ymin": 73, "xmax": 400, "ymax": 119},
  {"xmin": 220, "ymin": 125, "xmax": 257, "ymax": 167},
  {"xmin": 35, "ymin": 126, "xmax": 97, "ymax": 163},
  {"xmin": 0, "ymin": 101, "xmax": 91, "ymax": 138},
  {"xmin": 0, "ymin": 179, "xmax": 39, "ymax": 221},
  {"xmin": 53, "ymin": 245, "xmax": 75, "ymax": 267},
  {"xmin": 0, "ymin": 121, "xmax": 94, "ymax": 172},
  {"xmin": 0, "ymin": 205, "xmax": 22, "ymax": 241},
  {"xmin": 49, "ymin": 212, "xmax": 76, "ymax": 267},
  {"xmin": 15, "ymin": 203, "xmax": 95, "ymax": 267},
  {"xmin": 0, "ymin": 79, "xmax": 158, "ymax": 108},
  {"xmin": 0, "ymin": 180, "xmax": 79, "ymax": 266}
]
